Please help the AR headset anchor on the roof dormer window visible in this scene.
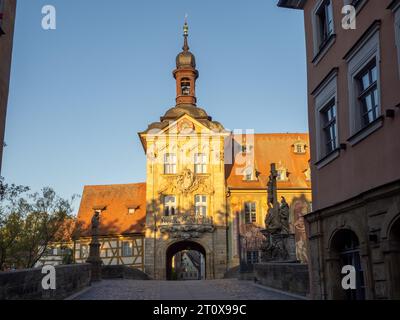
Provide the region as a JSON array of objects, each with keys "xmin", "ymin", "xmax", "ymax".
[
  {"xmin": 293, "ymin": 142, "xmax": 307, "ymax": 154},
  {"xmin": 241, "ymin": 144, "xmax": 253, "ymax": 153},
  {"xmin": 243, "ymin": 166, "xmax": 256, "ymax": 181},
  {"xmin": 277, "ymin": 168, "xmax": 288, "ymax": 181},
  {"xmin": 128, "ymin": 207, "xmax": 137, "ymax": 215}
]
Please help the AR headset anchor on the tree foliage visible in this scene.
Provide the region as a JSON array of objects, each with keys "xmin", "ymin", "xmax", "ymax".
[{"xmin": 0, "ymin": 178, "xmax": 76, "ymax": 270}]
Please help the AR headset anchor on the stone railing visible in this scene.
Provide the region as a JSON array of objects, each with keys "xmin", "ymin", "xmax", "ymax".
[
  {"xmin": 253, "ymin": 262, "xmax": 310, "ymax": 297},
  {"xmin": 159, "ymin": 215, "xmax": 214, "ymax": 239},
  {"xmin": 101, "ymin": 265, "xmax": 151, "ymax": 280},
  {"xmin": 0, "ymin": 264, "xmax": 91, "ymax": 300}
]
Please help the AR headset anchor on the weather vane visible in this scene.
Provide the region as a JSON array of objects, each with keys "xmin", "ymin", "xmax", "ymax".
[{"xmin": 183, "ymin": 14, "xmax": 189, "ymax": 36}]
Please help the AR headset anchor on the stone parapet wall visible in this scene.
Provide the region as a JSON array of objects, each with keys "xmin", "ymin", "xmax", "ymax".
[
  {"xmin": 101, "ymin": 265, "xmax": 151, "ymax": 280},
  {"xmin": 254, "ymin": 262, "xmax": 310, "ymax": 297},
  {"xmin": 0, "ymin": 264, "xmax": 91, "ymax": 300}
]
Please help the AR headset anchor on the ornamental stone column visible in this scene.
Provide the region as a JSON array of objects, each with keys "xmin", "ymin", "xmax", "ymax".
[{"xmin": 86, "ymin": 211, "xmax": 102, "ymax": 282}]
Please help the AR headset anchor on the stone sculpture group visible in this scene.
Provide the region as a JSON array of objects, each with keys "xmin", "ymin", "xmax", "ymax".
[{"xmin": 262, "ymin": 164, "xmax": 296, "ymax": 262}]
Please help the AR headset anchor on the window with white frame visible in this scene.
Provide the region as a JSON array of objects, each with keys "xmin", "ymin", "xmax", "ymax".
[
  {"xmin": 244, "ymin": 202, "xmax": 256, "ymax": 224},
  {"xmin": 314, "ymin": 0, "xmax": 334, "ymax": 51},
  {"xmin": 277, "ymin": 168, "xmax": 288, "ymax": 181},
  {"xmin": 122, "ymin": 241, "xmax": 133, "ymax": 257},
  {"xmin": 194, "ymin": 153, "xmax": 207, "ymax": 174},
  {"xmin": 313, "ymin": 70, "xmax": 338, "ymax": 163},
  {"xmin": 346, "ymin": 26, "xmax": 381, "ymax": 138},
  {"xmin": 164, "ymin": 153, "xmax": 176, "ymax": 174},
  {"xmin": 195, "ymin": 195, "xmax": 207, "ymax": 217},
  {"xmin": 356, "ymin": 61, "xmax": 379, "ymax": 128},
  {"xmin": 321, "ymin": 99, "xmax": 338, "ymax": 155},
  {"xmin": 294, "ymin": 142, "xmax": 307, "ymax": 154},
  {"xmin": 164, "ymin": 195, "xmax": 176, "ymax": 216}
]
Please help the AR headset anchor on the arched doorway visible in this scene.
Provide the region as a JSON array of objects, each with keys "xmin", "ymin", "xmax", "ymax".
[
  {"xmin": 329, "ymin": 229, "xmax": 366, "ymax": 300},
  {"xmin": 388, "ymin": 217, "xmax": 400, "ymax": 299},
  {"xmin": 166, "ymin": 241, "xmax": 206, "ymax": 281}
]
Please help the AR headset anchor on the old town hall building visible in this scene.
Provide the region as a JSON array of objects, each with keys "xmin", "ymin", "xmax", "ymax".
[{"xmin": 40, "ymin": 22, "xmax": 312, "ymax": 280}]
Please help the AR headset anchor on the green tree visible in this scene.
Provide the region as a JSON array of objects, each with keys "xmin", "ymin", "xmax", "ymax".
[
  {"xmin": 0, "ymin": 178, "xmax": 77, "ymax": 270},
  {"xmin": 0, "ymin": 178, "xmax": 29, "ymax": 270}
]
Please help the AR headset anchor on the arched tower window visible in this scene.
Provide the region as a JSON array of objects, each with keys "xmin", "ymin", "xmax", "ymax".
[{"xmin": 181, "ymin": 78, "xmax": 191, "ymax": 96}]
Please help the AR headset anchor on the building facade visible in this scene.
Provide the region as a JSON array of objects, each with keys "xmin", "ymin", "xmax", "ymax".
[
  {"xmin": 138, "ymin": 22, "xmax": 312, "ymax": 280},
  {"xmin": 0, "ymin": 0, "xmax": 17, "ymax": 173},
  {"xmin": 73, "ymin": 183, "xmax": 146, "ymax": 271},
  {"xmin": 278, "ymin": 0, "xmax": 400, "ymax": 299},
  {"xmin": 38, "ymin": 21, "xmax": 312, "ymax": 280}
]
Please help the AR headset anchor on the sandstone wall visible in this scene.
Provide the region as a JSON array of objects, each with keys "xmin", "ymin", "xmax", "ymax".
[
  {"xmin": 254, "ymin": 262, "xmax": 310, "ymax": 297},
  {"xmin": 0, "ymin": 264, "xmax": 91, "ymax": 300}
]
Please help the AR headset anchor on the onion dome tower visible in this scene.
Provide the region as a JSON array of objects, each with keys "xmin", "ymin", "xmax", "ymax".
[{"xmin": 173, "ymin": 19, "xmax": 199, "ymax": 106}]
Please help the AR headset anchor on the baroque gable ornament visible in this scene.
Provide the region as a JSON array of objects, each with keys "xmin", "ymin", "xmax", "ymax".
[
  {"xmin": 177, "ymin": 168, "xmax": 197, "ymax": 194},
  {"xmin": 158, "ymin": 168, "xmax": 214, "ymax": 195},
  {"xmin": 177, "ymin": 119, "xmax": 195, "ymax": 134}
]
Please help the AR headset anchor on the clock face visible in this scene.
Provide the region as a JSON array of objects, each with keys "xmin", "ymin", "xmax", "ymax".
[{"xmin": 178, "ymin": 120, "xmax": 195, "ymax": 134}]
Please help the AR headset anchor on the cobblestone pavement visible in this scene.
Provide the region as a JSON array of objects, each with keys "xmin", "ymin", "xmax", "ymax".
[{"xmin": 73, "ymin": 279, "xmax": 299, "ymax": 300}]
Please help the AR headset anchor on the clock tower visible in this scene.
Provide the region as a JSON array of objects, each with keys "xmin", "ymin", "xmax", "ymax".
[{"xmin": 139, "ymin": 20, "xmax": 230, "ymax": 280}]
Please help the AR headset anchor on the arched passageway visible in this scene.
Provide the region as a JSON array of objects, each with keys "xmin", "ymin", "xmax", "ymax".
[{"xmin": 166, "ymin": 241, "xmax": 206, "ymax": 281}]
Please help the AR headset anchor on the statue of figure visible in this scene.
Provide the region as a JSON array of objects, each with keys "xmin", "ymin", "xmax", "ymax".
[
  {"xmin": 265, "ymin": 163, "xmax": 281, "ymax": 233},
  {"xmin": 262, "ymin": 166, "xmax": 297, "ymax": 262},
  {"xmin": 265, "ymin": 205, "xmax": 281, "ymax": 234},
  {"xmin": 279, "ymin": 196, "xmax": 290, "ymax": 234},
  {"xmin": 91, "ymin": 211, "xmax": 100, "ymax": 237}
]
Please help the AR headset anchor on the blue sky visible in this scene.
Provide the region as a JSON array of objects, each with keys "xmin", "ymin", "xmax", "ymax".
[{"xmin": 2, "ymin": 0, "xmax": 306, "ymax": 211}]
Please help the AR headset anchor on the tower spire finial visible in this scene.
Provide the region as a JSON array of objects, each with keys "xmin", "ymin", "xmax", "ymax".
[
  {"xmin": 183, "ymin": 14, "xmax": 189, "ymax": 51},
  {"xmin": 174, "ymin": 14, "xmax": 198, "ymax": 106}
]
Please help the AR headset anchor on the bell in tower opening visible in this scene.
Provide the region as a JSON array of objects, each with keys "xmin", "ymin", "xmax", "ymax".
[{"xmin": 174, "ymin": 19, "xmax": 199, "ymax": 106}]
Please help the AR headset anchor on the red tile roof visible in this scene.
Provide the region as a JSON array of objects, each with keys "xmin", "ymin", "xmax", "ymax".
[
  {"xmin": 225, "ymin": 133, "xmax": 311, "ymax": 189},
  {"xmin": 75, "ymin": 134, "xmax": 309, "ymax": 237},
  {"xmin": 76, "ymin": 183, "xmax": 146, "ymax": 237}
]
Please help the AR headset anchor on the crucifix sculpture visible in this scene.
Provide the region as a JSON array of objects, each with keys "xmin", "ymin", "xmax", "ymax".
[{"xmin": 265, "ymin": 163, "xmax": 281, "ymax": 234}]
